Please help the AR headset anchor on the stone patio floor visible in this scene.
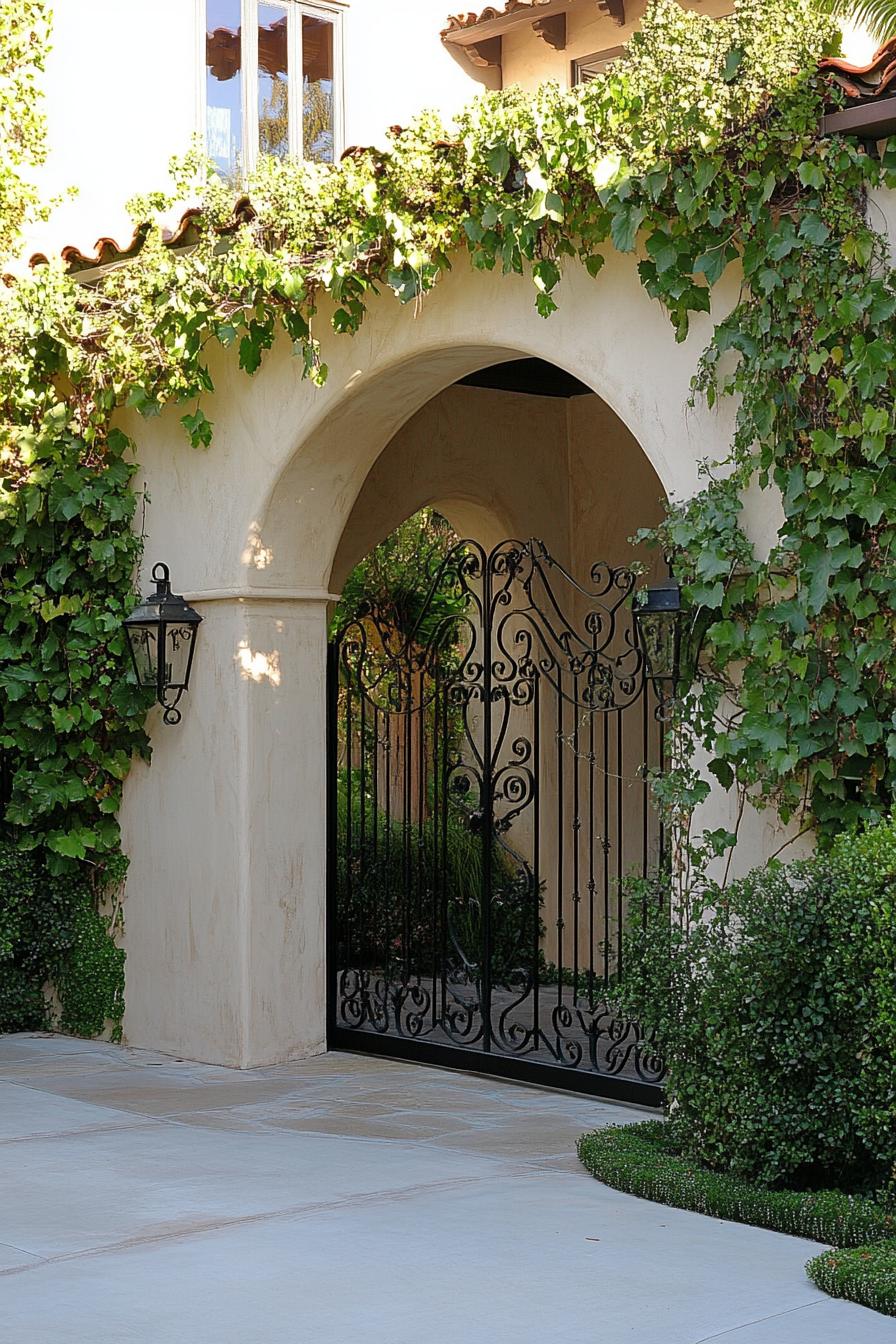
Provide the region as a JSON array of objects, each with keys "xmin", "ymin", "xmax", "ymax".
[{"xmin": 0, "ymin": 1034, "xmax": 892, "ymax": 1344}]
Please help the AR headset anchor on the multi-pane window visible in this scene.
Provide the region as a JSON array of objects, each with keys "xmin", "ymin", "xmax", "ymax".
[
  {"xmin": 204, "ymin": 0, "xmax": 342, "ymax": 181},
  {"xmin": 572, "ymin": 47, "xmax": 625, "ymax": 84}
]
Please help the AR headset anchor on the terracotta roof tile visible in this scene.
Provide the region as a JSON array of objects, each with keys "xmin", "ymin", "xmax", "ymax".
[
  {"xmin": 819, "ymin": 39, "xmax": 896, "ymax": 102},
  {"xmin": 27, "ymin": 199, "xmax": 256, "ymax": 278},
  {"xmin": 442, "ymin": 0, "xmax": 560, "ymax": 38}
]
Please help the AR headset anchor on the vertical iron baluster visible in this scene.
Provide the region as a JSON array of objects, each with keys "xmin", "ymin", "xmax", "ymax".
[
  {"xmin": 481, "ymin": 557, "xmax": 494, "ymax": 1054},
  {"xmin": 588, "ymin": 705, "xmax": 596, "ymax": 1012},
  {"xmin": 439, "ymin": 677, "xmax": 450, "ymax": 1026},
  {"xmin": 602, "ymin": 714, "xmax": 610, "ymax": 988},
  {"xmin": 372, "ymin": 705, "xmax": 380, "ymax": 983},
  {"xmin": 642, "ymin": 685, "xmax": 649, "ymax": 886},
  {"xmin": 532, "ymin": 673, "xmax": 541, "ymax": 1054},
  {"xmin": 572, "ymin": 676, "xmax": 581, "ymax": 1004},
  {"xmin": 403, "ymin": 681, "xmax": 412, "ymax": 985},
  {"xmin": 430, "ymin": 666, "xmax": 440, "ymax": 1030},
  {"xmin": 555, "ymin": 686, "xmax": 564, "ymax": 1010},
  {"xmin": 417, "ymin": 672, "xmax": 426, "ymax": 986},
  {"xmin": 359, "ymin": 691, "xmax": 367, "ymax": 974},
  {"xmin": 326, "ymin": 640, "xmax": 338, "ymax": 1039},
  {"xmin": 616, "ymin": 709, "xmax": 624, "ymax": 978},
  {"xmin": 383, "ymin": 707, "xmax": 392, "ymax": 999},
  {"xmin": 345, "ymin": 676, "xmax": 353, "ymax": 973}
]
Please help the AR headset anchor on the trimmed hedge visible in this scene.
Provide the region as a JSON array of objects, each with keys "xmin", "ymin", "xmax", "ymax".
[
  {"xmin": 576, "ymin": 1122, "xmax": 896, "ymax": 1248},
  {"xmin": 807, "ymin": 1242, "xmax": 896, "ymax": 1318}
]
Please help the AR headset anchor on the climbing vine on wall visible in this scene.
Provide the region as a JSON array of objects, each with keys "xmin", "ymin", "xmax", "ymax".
[{"xmin": 1, "ymin": 0, "xmax": 894, "ymax": 1028}]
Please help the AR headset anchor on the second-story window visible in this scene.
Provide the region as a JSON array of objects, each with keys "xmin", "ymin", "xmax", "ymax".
[
  {"xmin": 572, "ymin": 47, "xmax": 625, "ymax": 85},
  {"xmin": 204, "ymin": 0, "xmax": 341, "ymax": 182}
]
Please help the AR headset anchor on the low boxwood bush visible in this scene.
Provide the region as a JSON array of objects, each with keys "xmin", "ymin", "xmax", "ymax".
[
  {"xmin": 616, "ymin": 821, "xmax": 896, "ymax": 1190},
  {"xmin": 577, "ymin": 1122, "xmax": 896, "ymax": 1248},
  {"xmin": 807, "ymin": 1241, "xmax": 896, "ymax": 1318}
]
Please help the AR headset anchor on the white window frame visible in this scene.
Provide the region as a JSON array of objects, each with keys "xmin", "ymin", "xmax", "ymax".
[{"xmin": 198, "ymin": 0, "xmax": 345, "ymax": 175}]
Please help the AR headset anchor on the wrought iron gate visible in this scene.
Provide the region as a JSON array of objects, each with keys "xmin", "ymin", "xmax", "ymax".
[{"xmin": 327, "ymin": 538, "xmax": 666, "ymax": 1105}]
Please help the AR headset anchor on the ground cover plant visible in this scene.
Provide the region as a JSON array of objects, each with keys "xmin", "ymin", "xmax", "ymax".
[
  {"xmin": 807, "ymin": 1240, "xmax": 896, "ymax": 1316},
  {"xmin": 576, "ymin": 1122, "xmax": 896, "ymax": 1247}
]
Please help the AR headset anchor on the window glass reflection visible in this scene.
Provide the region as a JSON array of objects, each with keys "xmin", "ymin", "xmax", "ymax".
[
  {"xmin": 206, "ymin": 0, "xmax": 243, "ymax": 181},
  {"xmin": 302, "ymin": 15, "xmax": 334, "ymax": 163},
  {"xmin": 258, "ymin": 3, "xmax": 290, "ymax": 159}
]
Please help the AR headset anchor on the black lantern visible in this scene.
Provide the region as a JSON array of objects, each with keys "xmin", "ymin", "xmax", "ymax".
[
  {"xmin": 633, "ymin": 576, "xmax": 683, "ymax": 691},
  {"xmin": 124, "ymin": 564, "xmax": 202, "ymax": 725}
]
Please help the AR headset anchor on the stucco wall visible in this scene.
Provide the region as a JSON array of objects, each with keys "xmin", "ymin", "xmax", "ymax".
[{"xmin": 500, "ymin": 0, "xmax": 734, "ymax": 90}]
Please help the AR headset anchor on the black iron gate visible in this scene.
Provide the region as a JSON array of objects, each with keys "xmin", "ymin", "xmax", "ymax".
[{"xmin": 327, "ymin": 538, "xmax": 666, "ymax": 1105}]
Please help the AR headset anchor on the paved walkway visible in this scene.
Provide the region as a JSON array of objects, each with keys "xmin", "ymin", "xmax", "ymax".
[{"xmin": 0, "ymin": 1034, "xmax": 891, "ymax": 1343}]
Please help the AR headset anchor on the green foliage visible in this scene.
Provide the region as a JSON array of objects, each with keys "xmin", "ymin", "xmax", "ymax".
[
  {"xmin": 819, "ymin": 0, "xmax": 896, "ymax": 42},
  {"xmin": 577, "ymin": 1121, "xmax": 896, "ymax": 1247},
  {"xmin": 332, "ymin": 509, "xmax": 464, "ymax": 645},
  {"xmin": 0, "ymin": 1, "xmax": 51, "ymax": 260},
  {"xmin": 616, "ymin": 821, "xmax": 896, "ymax": 1190},
  {"xmin": 0, "ymin": 841, "xmax": 125, "ymax": 1036},
  {"xmin": 335, "ymin": 768, "xmax": 539, "ymax": 980},
  {"xmin": 808, "ymin": 1240, "xmax": 896, "ymax": 1317},
  {"xmin": 2, "ymin": 0, "xmax": 896, "ymax": 1029}
]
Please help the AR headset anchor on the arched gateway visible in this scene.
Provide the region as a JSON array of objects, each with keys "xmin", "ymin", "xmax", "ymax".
[{"xmin": 117, "ymin": 251, "xmax": 753, "ymax": 1075}]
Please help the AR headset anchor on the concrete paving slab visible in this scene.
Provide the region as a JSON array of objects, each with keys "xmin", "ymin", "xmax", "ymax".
[
  {"xmin": 0, "ymin": 1036, "xmax": 890, "ymax": 1344},
  {"xmin": 0, "ymin": 1080, "xmax": 151, "ymax": 1142},
  {"xmin": 1, "ymin": 1172, "xmax": 889, "ymax": 1344},
  {"xmin": 0, "ymin": 1032, "xmax": 112, "ymax": 1056},
  {"xmin": 0, "ymin": 1241, "xmax": 45, "ymax": 1273},
  {"xmin": 1, "ymin": 1105, "xmax": 530, "ymax": 1258},
  {"xmin": 695, "ymin": 1299, "xmax": 896, "ymax": 1341}
]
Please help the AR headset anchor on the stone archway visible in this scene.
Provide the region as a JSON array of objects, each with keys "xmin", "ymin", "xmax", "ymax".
[{"xmin": 118, "ymin": 253, "xmax": 740, "ymax": 1067}]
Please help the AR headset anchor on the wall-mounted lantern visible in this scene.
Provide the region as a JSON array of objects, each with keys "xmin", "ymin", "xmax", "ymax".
[
  {"xmin": 124, "ymin": 564, "xmax": 202, "ymax": 725},
  {"xmin": 633, "ymin": 576, "xmax": 683, "ymax": 693}
]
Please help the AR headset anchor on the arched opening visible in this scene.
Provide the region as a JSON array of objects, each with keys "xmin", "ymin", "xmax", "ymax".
[
  {"xmin": 325, "ymin": 358, "xmax": 669, "ymax": 1102},
  {"xmin": 121, "ymin": 251, "xmax": 723, "ymax": 1069}
]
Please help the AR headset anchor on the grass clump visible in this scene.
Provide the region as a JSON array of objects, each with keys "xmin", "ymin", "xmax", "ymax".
[
  {"xmin": 576, "ymin": 1122, "xmax": 895, "ymax": 1248},
  {"xmin": 807, "ymin": 1241, "xmax": 896, "ymax": 1317}
]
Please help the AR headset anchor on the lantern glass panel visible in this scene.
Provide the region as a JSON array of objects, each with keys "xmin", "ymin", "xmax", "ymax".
[
  {"xmin": 640, "ymin": 610, "xmax": 677, "ymax": 682},
  {"xmin": 129, "ymin": 626, "xmax": 159, "ymax": 688},
  {"xmin": 164, "ymin": 623, "xmax": 197, "ymax": 691}
]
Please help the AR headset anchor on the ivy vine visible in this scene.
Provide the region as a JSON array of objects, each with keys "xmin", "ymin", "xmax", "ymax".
[{"xmin": 1, "ymin": 0, "xmax": 893, "ymax": 1028}]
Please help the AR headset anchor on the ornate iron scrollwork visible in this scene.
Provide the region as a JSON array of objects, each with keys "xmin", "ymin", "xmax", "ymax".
[{"xmin": 328, "ymin": 538, "xmax": 666, "ymax": 1103}]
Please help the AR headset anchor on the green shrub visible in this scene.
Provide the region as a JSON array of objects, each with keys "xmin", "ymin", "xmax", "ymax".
[
  {"xmin": 335, "ymin": 768, "xmax": 541, "ymax": 981},
  {"xmin": 807, "ymin": 1241, "xmax": 896, "ymax": 1317},
  {"xmin": 616, "ymin": 821, "xmax": 896, "ymax": 1190},
  {"xmin": 0, "ymin": 841, "xmax": 125, "ymax": 1036},
  {"xmin": 577, "ymin": 1122, "xmax": 896, "ymax": 1247}
]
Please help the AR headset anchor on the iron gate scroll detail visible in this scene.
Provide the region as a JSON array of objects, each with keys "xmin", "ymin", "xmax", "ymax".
[{"xmin": 327, "ymin": 538, "xmax": 666, "ymax": 1105}]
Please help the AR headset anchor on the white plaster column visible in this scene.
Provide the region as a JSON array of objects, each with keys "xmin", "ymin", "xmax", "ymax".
[{"xmin": 120, "ymin": 590, "xmax": 333, "ymax": 1068}]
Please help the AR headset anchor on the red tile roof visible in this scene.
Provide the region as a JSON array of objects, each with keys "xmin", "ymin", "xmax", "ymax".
[
  {"xmin": 27, "ymin": 199, "xmax": 256, "ymax": 278},
  {"xmin": 819, "ymin": 39, "xmax": 896, "ymax": 102},
  {"xmin": 442, "ymin": 0, "xmax": 560, "ymax": 36}
]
